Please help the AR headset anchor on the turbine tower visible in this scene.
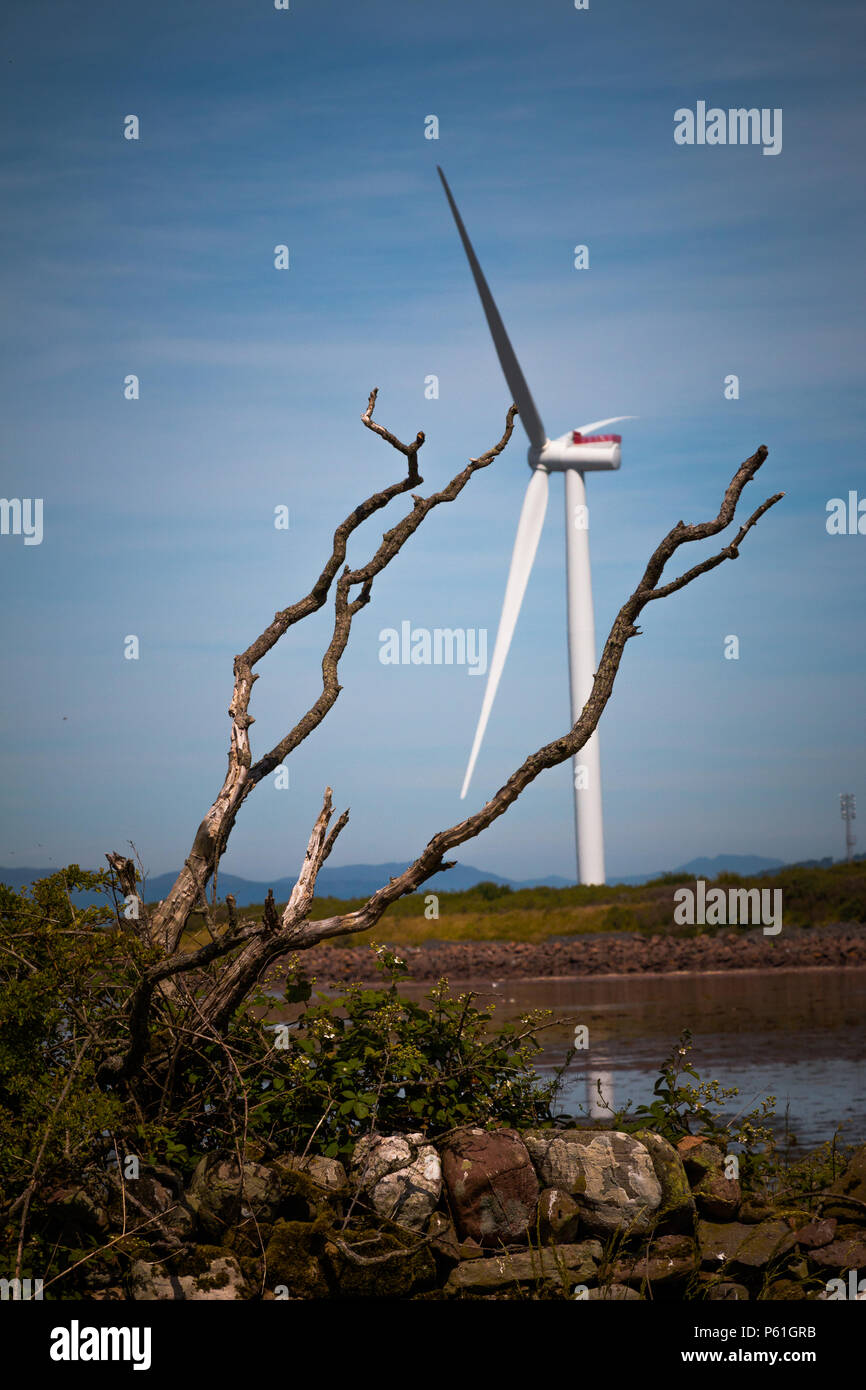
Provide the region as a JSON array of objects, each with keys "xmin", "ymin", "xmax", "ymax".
[{"xmin": 438, "ymin": 167, "xmax": 634, "ymax": 885}]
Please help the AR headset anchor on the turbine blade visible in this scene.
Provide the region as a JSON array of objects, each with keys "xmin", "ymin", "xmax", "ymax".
[
  {"xmin": 438, "ymin": 167, "xmax": 547, "ymax": 452},
  {"xmin": 460, "ymin": 467, "xmax": 549, "ymax": 799},
  {"xmin": 574, "ymin": 415, "xmax": 637, "ymax": 435}
]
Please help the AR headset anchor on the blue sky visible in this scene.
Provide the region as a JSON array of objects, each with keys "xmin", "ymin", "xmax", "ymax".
[{"xmin": 0, "ymin": 0, "xmax": 864, "ymax": 885}]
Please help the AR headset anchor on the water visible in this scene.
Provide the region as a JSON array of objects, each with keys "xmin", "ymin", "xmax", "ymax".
[{"xmin": 395, "ymin": 967, "xmax": 866, "ymax": 1149}]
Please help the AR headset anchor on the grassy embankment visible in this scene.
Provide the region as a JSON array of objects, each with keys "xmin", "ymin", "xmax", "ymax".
[{"xmin": 173, "ymin": 860, "xmax": 866, "ymax": 953}]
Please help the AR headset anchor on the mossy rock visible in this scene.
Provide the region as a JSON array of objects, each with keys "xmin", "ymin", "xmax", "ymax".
[
  {"xmin": 223, "ymin": 1219, "xmax": 275, "ymax": 1259},
  {"xmin": 697, "ymin": 1218, "xmax": 796, "ymax": 1271},
  {"xmin": 677, "ymin": 1137, "xmax": 725, "ymax": 1183},
  {"xmin": 633, "ymin": 1130, "xmax": 696, "ymax": 1232},
  {"xmin": 192, "ymin": 1260, "xmax": 233, "ymax": 1293},
  {"xmin": 266, "ymin": 1218, "xmax": 331, "ymax": 1299},
  {"xmin": 323, "ymin": 1225, "xmax": 436, "ymax": 1298},
  {"xmin": 272, "ymin": 1165, "xmax": 335, "ymax": 1222},
  {"xmin": 739, "ymin": 1195, "xmax": 778, "ymax": 1224},
  {"xmin": 237, "ymin": 1254, "xmax": 264, "ymax": 1287},
  {"xmin": 273, "ymin": 1154, "xmax": 348, "ymax": 1199},
  {"xmin": 186, "ymin": 1154, "xmax": 281, "ymax": 1241},
  {"xmin": 172, "ymin": 1242, "xmax": 228, "ymax": 1278},
  {"xmin": 761, "ymin": 1278, "xmax": 812, "ymax": 1300}
]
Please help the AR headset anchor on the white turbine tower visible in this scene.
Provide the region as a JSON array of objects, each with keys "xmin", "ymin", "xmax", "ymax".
[{"xmin": 439, "ymin": 167, "xmax": 634, "ymax": 886}]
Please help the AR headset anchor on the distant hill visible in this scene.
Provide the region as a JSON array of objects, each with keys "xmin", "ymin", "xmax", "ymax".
[
  {"xmin": 0, "ymin": 852, "xmax": 841, "ymax": 907},
  {"xmin": 0, "ymin": 862, "xmax": 573, "ymax": 908},
  {"xmin": 609, "ymin": 853, "xmax": 787, "ymax": 886}
]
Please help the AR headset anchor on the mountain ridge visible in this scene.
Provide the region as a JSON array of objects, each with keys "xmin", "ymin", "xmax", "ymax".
[{"xmin": 0, "ymin": 852, "xmax": 829, "ymax": 907}]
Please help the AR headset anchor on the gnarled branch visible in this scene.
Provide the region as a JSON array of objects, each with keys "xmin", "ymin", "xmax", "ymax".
[
  {"xmin": 143, "ymin": 394, "xmax": 517, "ymax": 955},
  {"xmin": 104, "ymin": 394, "xmax": 781, "ymax": 1076},
  {"xmin": 185, "ymin": 445, "xmax": 782, "ymax": 1033}
]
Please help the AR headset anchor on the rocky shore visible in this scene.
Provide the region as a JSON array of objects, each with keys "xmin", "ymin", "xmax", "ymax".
[{"xmin": 299, "ymin": 922, "xmax": 866, "ymax": 984}]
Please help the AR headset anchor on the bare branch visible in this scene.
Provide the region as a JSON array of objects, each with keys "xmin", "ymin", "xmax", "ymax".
[
  {"xmin": 183, "ymin": 442, "xmax": 781, "ymax": 1034},
  {"xmin": 283, "ymin": 446, "xmax": 782, "ymax": 948},
  {"xmin": 281, "ymin": 788, "xmax": 338, "ymax": 926},
  {"xmin": 361, "ymin": 386, "xmax": 425, "ymax": 458},
  {"xmin": 148, "ymin": 396, "xmax": 517, "ymax": 954},
  {"xmin": 643, "ymin": 489, "xmax": 784, "ymax": 602},
  {"xmin": 105, "ymin": 398, "xmax": 780, "ymax": 1073}
]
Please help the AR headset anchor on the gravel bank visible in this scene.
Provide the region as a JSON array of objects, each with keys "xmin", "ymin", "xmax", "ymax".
[{"xmin": 298, "ymin": 923, "xmax": 866, "ymax": 984}]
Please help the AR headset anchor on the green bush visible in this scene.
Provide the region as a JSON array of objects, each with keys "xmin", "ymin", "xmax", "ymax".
[
  {"xmin": 238, "ymin": 945, "xmax": 563, "ymax": 1161},
  {"xmin": 0, "ymin": 872, "xmax": 565, "ymax": 1207},
  {"xmin": 0, "ymin": 868, "xmax": 142, "ymax": 1199}
]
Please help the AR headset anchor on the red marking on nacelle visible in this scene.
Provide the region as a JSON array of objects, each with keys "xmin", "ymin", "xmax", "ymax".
[{"xmin": 571, "ymin": 433, "xmax": 622, "ymax": 445}]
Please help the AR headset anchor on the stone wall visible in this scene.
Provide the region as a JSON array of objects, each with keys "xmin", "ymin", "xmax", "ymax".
[{"xmin": 44, "ymin": 1129, "xmax": 866, "ymax": 1300}]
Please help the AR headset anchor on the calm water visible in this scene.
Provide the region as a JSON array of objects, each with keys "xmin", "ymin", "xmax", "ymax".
[{"xmin": 395, "ymin": 967, "xmax": 866, "ymax": 1150}]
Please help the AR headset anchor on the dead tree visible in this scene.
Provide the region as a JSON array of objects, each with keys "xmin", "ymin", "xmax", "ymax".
[{"xmin": 100, "ymin": 392, "xmax": 782, "ymax": 1081}]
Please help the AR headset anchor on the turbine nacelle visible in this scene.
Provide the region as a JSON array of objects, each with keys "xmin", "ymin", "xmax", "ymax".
[
  {"xmin": 530, "ymin": 416, "xmax": 636, "ymax": 472},
  {"xmin": 531, "ymin": 437, "xmax": 622, "ymax": 472}
]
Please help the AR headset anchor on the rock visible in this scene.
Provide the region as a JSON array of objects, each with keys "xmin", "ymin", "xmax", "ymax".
[
  {"xmin": 186, "ymin": 1256, "xmax": 246, "ymax": 1300},
  {"xmin": 612, "ymin": 1234, "xmax": 698, "ymax": 1287},
  {"xmin": 524, "ymin": 1130, "xmax": 661, "ymax": 1237},
  {"xmin": 124, "ymin": 1172, "xmax": 195, "ymax": 1246},
  {"xmin": 697, "ymin": 1219, "xmax": 796, "ymax": 1271},
  {"xmin": 352, "ymin": 1133, "xmax": 441, "ymax": 1232},
  {"xmin": 537, "ymin": 1188, "xmax": 581, "ymax": 1244},
  {"xmin": 586, "ymin": 1283, "xmax": 643, "ymax": 1301},
  {"xmin": 266, "ymin": 1219, "xmax": 331, "ymax": 1298},
  {"xmin": 275, "ymin": 1154, "xmax": 347, "ymax": 1195},
  {"xmin": 129, "ymin": 1256, "xmax": 245, "ymax": 1300},
  {"xmin": 707, "ymin": 1281, "xmax": 750, "ymax": 1300},
  {"xmin": 632, "ymin": 1130, "xmax": 696, "ymax": 1232},
  {"xmin": 440, "ymin": 1128, "xmax": 538, "ymax": 1247},
  {"xmin": 676, "ymin": 1137, "xmax": 725, "ymax": 1183},
  {"xmin": 793, "ymin": 1218, "xmax": 836, "ymax": 1249},
  {"xmin": 187, "ymin": 1155, "xmax": 280, "ymax": 1240},
  {"xmin": 808, "ymin": 1237, "xmax": 866, "ymax": 1270},
  {"xmin": 270, "ymin": 1156, "xmax": 346, "ymax": 1221},
  {"xmin": 140, "ymin": 1162, "xmax": 186, "ymax": 1199},
  {"xmin": 444, "ymin": 1242, "xmax": 602, "ymax": 1295},
  {"xmin": 523, "ymin": 1129, "xmax": 588, "ymax": 1193},
  {"xmin": 822, "ymin": 1144, "xmax": 866, "ymax": 1220},
  {"xmin": 694, "ymin": 1172, "xmax": 741, "ymax": 1221},
  {"xmin": 676, "ymin": 1135, "xmax": 709, "ymax": 1160},
  {"xmin": 764, "ymin": 1278, "xmax": 810, "ymax": 1300},
  {"xmin": 427, "ymin": 1211, "xmax": 460, "ymax": 1266},
  {"xmin": 42, "ymin": 1182, "xmax": 109, "ymax": 1237},
  {"xmin": 129, "ymin": 1260, "xmax": 182, "ymax": 1300},
  {"xmin": 739, "ymin": 1196, "xmax": 778, "ymax": 1224},
  {"xmin": 48, "ymin": 1166, "xmax": 194, "ymax": 1254},
  {"xmin": 324, "ymin": 1231, "xmax": 436, "ymax": 1298}
]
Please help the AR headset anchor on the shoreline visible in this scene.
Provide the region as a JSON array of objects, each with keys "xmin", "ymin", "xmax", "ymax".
[
  {"xmin": 294, "ymin": 922, "xmax": 866, "ymax": 985},
  {"xmin": 398, "ymin": 961, "xmax": 866, "ymax": 988}
]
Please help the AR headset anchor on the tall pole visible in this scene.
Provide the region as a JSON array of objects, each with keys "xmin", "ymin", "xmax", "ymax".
[
  {"xmin": 841, "ymin": 793, "xmax": 856, "ymax": 864},
  {"xmin": 564, "ymin": 468, "xmax": 605, "ymax": 885}
]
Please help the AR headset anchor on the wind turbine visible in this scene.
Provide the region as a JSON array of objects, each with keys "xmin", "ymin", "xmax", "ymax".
[{"xmin": 438, "ymin": 166, "xmax": 634, "ymax": 886}]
